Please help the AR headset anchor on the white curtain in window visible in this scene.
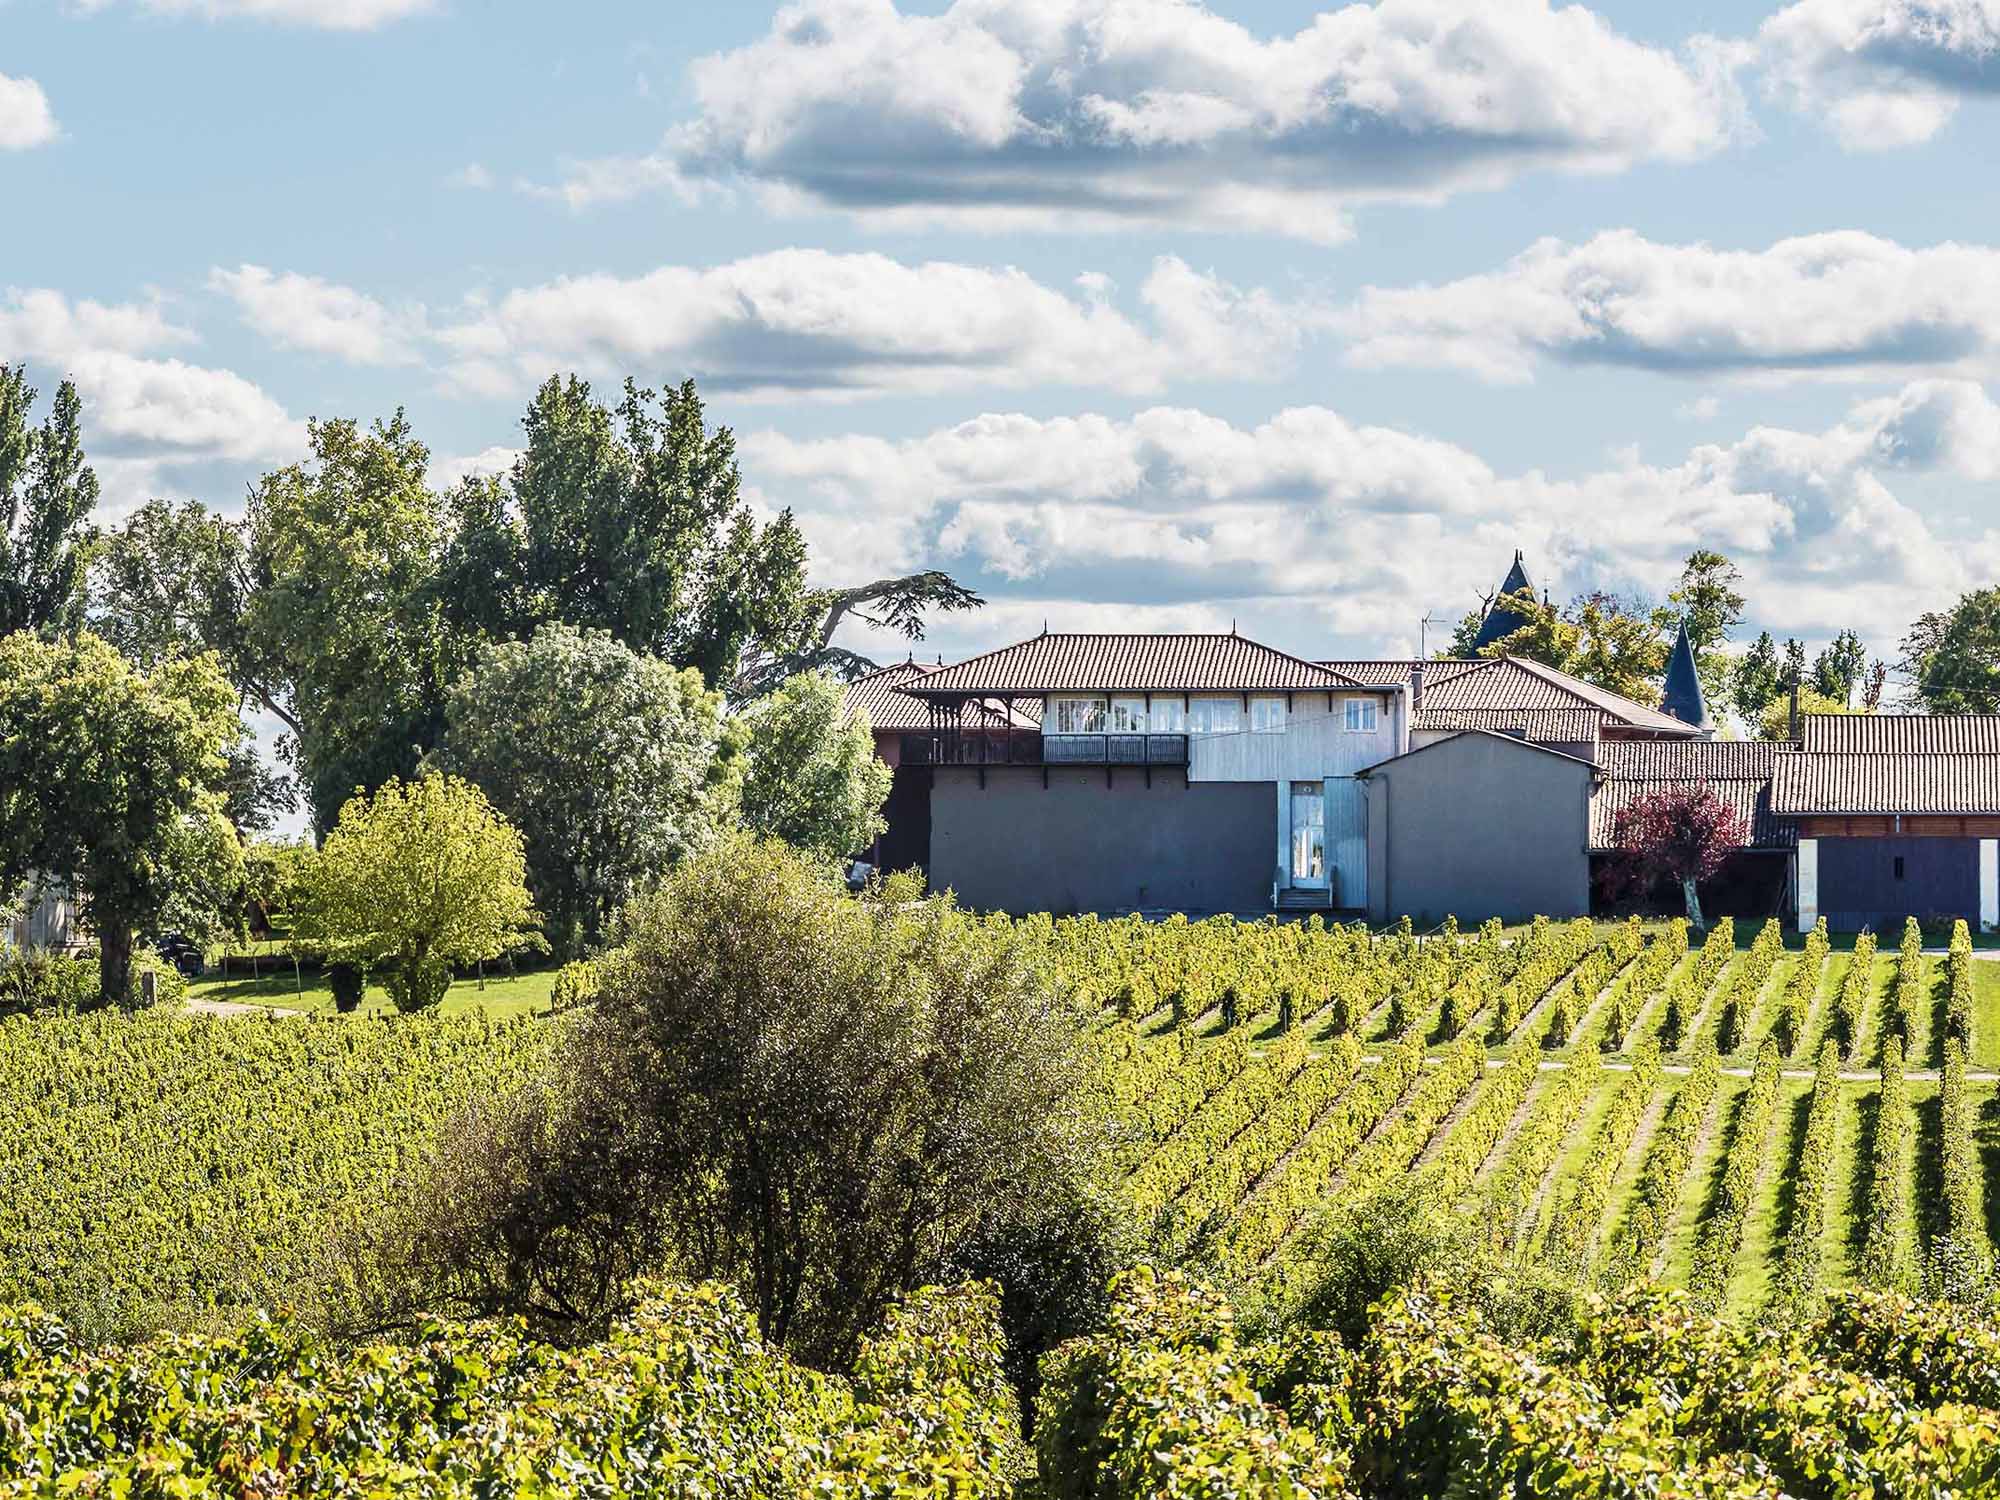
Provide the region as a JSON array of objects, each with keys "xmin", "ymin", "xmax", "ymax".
[
  {"xmin": 1109, "ymin": 696, "xmax": 1149, "ymax": 733},
  {"xmin": 1250, "ymin": 696, "xmax": 1286, "ymax": 733},
  {"xmin": 1052, "ymin": 696, "xmax": 1107, "ymax": 734},
  {"xmin": 1187, "ymin": 696, "xmax": 1242, "ymax": 735},
  {"xmin": 1344, "ymin": 697, "xmax": 1379, "ymax": 732},
  {"xmin": 1151, "ymin": 698, "xmax": 1187, "ymax": 733}
]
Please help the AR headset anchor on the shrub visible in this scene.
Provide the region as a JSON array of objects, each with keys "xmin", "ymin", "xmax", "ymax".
[
  {"xmin": 390, "ymin": 836, "xmax": 1117, "ymax": 1373},
  {"xmin": 0, "ymin": 946, "xmax": 187, "ymax": 1016}
]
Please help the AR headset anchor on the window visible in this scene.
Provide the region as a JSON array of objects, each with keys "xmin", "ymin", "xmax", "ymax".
[
  {"xmin": 1187, "ymin": 696, "xmax": 1242, "ymax": 736},
  {"xmin": 1894, "ymin": 855, "xmax": 1906, "ymax": 881},
  {"xmin": 1343, "ymin": 697, "xmax": 1380, "ymax": 733},
  {"xmin": 1050, "ymin": 695, "xmax": 1106, "ymax": 734},
  {"xmin": 1109, "ymin": 696, "xmax": 1150, "ymax": 733},
  {"xmin": 1250, "ymin": 695, "xmax": 1287, "ymax": 734},
  {"xmin": 1150, "ymin": 697, "xmax": 1187, "ymax": 733}
]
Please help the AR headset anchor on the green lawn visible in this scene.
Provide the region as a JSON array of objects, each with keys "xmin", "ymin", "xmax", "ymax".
[{"xmin": 187, "ymin": 962, "xmax": 561, "ymax": 1020}]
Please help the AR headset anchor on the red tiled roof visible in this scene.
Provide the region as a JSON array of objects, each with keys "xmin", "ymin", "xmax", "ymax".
[
  {"xmin": 1413, "ymin": 707, "xmax": 1604, "ymax": 744},
  {"xmin": 905, "ymin": 633, "xmax": 1371, "ymax": 696},
  {"xmin": 1593, "ymin": 740, "xmax": 1795, "ymax": 778},
  {"xmin": 1771, "ymin": 754, "xmax": 2000, "ymax": 815},
  {"xmin": 1323, "ymin": 657, "xmax": 1697, "ymax": 736},
  {"xmin": 842, "ymin": 662, "xmax": 1037, "ymax": 733},
  {"xmin": 1799, "ymin": 714, "xmax": 2000, "ymax": 754}
]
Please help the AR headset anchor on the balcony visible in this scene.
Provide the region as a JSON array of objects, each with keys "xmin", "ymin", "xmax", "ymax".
[{"xmin": 898, "ymin": 732, "xmax": 1189, "ymax": 768}]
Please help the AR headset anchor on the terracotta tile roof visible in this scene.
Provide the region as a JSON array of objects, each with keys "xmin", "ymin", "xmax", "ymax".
[
  {"xmin": 1324, "ymin": 656, "xmax": 1698, "ymax": 736},
  {"xmin": 1592, "ymin": 775, "xmax": 1794, "ymax": 850},
  {"xmin": 842, "ymin": 662, "xmax": 1037, "ymax": 733},
  {"xmin": 1593, "ymin": 740, "xmax": 1795, "ymax": 778},
  {"xmin": 1799, "ymin": 714, "xmax": 2000, "ymax": 754},
  {"xmin": 905, "ymin": 633, "xmax": 1371, "ymax": 696},
  {"xmin": 1505, "ymin": 658, "xmax": 1701, "ymax": 736},
  {"xmin": 1413, "ymin": 707, "xmax": 1604, "ymax": 744},
  {"xmin": 1771, "ymin": 754, "xmax": 2000, "ymax": 815}
]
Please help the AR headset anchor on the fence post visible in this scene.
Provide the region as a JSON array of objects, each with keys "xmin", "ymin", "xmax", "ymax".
[{"xmin": 140, "ymin": 968, "xmax": 157, "ymax": 1008}]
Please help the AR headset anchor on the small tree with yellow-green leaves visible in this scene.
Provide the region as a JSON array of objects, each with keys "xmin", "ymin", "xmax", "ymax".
[{"xmin": 295, "ymin": 772, "xmax": 540, "ymax": 1012}]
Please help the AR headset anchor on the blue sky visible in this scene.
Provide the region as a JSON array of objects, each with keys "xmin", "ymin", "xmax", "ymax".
[{"xmin": 7, "ymin": 0, "xmax": 2000, "ymax": 672}]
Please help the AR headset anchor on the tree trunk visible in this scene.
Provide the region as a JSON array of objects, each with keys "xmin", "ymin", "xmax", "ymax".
[
  {"xmin": 1682, "ymin": 875, "xmax": 1705, "ymax": 933},
  {"xmin": 100, "ymin": 917, "xmax": 135, "ymax": 1009}
]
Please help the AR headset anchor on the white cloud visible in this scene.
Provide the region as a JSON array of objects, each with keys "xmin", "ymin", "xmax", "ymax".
[
  {"xmin": 71, "ymin": 0, "xmax": 433, "ymax": 28},
  {"xmin": 541, "ymin": 0, "xmax": 1746, "ymax": 241},
  {"xmin": 210, "ymin": 264, "xmax": 425, "ymax": 366},
  {"xmin": 0, "ymin": 72, "xmax": 57, "ymax": 150},
  {"xmin": 1339, "ymin": 229, "xmax": 2000, "ymax": 383},
  {"xmin": 430, "ymin": 249, "xmax": 1324, "ymax": 399},
  {"xmin": 743, "ymin": 384, "xmax": 2000, "ymax": 653},
  {"xmin": 3, "ymin": 287, "xmax": 303, "ymax": 467},
  {"xmin": 447, "ymin": 163, "xmax": 494, "ymax": 190},
  {"xmin": 1760, "ymin": 0, "xmax": 2000, "ymax": 147},
  {"xmin": 429, "ymin": 445, "xmax": 522, "ymax": 490}
]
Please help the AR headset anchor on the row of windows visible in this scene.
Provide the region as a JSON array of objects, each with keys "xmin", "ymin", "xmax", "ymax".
[{"xmin": 1046, "ymin": 694, "xmax": 1380, "ymax": 737}]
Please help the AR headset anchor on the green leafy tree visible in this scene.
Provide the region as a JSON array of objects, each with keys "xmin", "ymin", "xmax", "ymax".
[
  {"xmin": 1813, "ymin": 629, "xmax": 1868, "ymax": 705},
  {"xmin": 392, "ymin": 837, "xmax": 1119, "ymax": 1370},
  {"xmin": 1732, "ymin": 630, "xmax": 1782, "ymax": 724},
  {"xmin": 0, "ymin": 632, "xmax": 242, "ymax": 1005},
  {"xmin": 430, "ymin": 623, "xmax": 734, "ymax": 959},
  {"xmin": 244, "ymin": 414, "xmax": 456, "ymax": 832},
  {"xmin": 1566, "ymin": 591, "xmax": 1669, "ymax": 705},
  {"xmin": 1758, "ymin": 684, "xmax": 1860, "ymax": 740},
  {"xmin": 435, "ymin": 376, "xmax": 817, "ymax": 694},
  {"xmin": 294, "ymin": 773, "xmax": 540, "ymax": 1012},
  {"xmin": 0, "ymin": 368, "xmax": 99, "ymax": 638},
  {"xmin": 1903, "ymin": 589, "xmax": 2000, "ymax": 713},
  {"xmin": 736, "ymin": 671, "xmax": 894, "ymax": 861},
  {"xmin": 1476, "ymin": 587, "xmax": 1667, "ymax": 702},
  {"xmin": 1669, "ymin": 548, "xmax": 1744, "ymax": 703}
]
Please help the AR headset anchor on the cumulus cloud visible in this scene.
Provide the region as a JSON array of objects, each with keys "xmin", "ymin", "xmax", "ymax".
[
  {"xmin": 1339, "ymin": 229, "xmax": 2000, "ymax": 383},
  {"xmin": 417, "ymin": 250, "xmax": 1327, "ymax": 399},
  {"xmin": 0, "ymin": 72, "xmax": 57, "ymax": 150},
  {"xmin": 540, "ymin": 0, "xmax": 1746, "ymax": 241},
  {"xmin": 211, "ymin": 264, "xmax": 425, "ymax": 366},
  {"xmin": 742, "ymin": 384, "xmax": 2000, "ymax": 654},
  {"xmin": 71, "ymin": 0, "xmax": 433, "ymax": 28},
  {"xmin": 2, "ymin": 287, "xmax": 303, "ymax": 469},
  {"xmin": 1760, "ymin": 0, "xmax": 2000, "ymax": 147}
]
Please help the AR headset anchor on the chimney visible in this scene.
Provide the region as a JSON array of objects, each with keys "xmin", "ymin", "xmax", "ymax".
[
  {"xmin": 1788, "ymin": 678, "xmax": 1802, "ymax": 742},
  {"xmin": 1410, "ymin": 660, "xmax": 1426, "ymax": 713}
]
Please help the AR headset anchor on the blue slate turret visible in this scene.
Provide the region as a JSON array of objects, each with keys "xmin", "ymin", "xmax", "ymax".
[
  {"xmin": 1472, "ymin": 550, "xmax": 1539, "ymax": 651},
  {"xmin": 1661, "ymin": 620, "xmax": 1714, "ymax": 736}
]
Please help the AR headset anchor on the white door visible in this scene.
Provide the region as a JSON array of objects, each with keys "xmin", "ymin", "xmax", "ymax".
[{"xmin": 1290, "ymin": 782, "xmax": 1327, "ymax": 888}]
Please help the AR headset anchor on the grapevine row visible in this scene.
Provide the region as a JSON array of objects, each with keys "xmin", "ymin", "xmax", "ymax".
[
  {"xmin": 1931, "ymin": 1036, "xmax": 1989, "ymax": 1276},
  {"xmin": 1413, "ymin": 1016, "xmax": 1549, "ymax": 1206},
  {"xmin": 1771, "ymin": 916, "xmax": 1829, "ymax": 1057},
  {"xmin": 1686, "ymin": 1038, "xmax": 1782, "ymax": 1312},
  {"xmin": 1826, "ymin": 928, "xmax": 1878, "ymax": 1059},
  {"xmin": 1481, "ymin": 1045, "xmax": 1602, "ymax": 1248},
  {"xmin": 1124, "ymin": 1032, "xmax": 1308, "ymax": 1222},
  {"xmin": 1599, "ymin": 1034, "xmax": 1719, "ymax": 1287},
  {"xmin": 1597, "ymin": 920, "xmax": 1687, "ymax": 1052},
  {"xmin": 1216, "ymin": 1040, "xmax": 1425, "ymax": 1274},
  {"xmin": 1535, "ymin": 1039, "xmax": 1663, "ymax": 1273},
  {"xmin": 1769, "ymin": 1040, "xmax": 1841, "ymax": 1319},
  {"xmin": 1858, "ymin": 1033, "xmax": 1909, "ymax": 1289},
  {"xmin": 1712, "ymin": 918, "xmax": 1782, "ymax": 1055}
]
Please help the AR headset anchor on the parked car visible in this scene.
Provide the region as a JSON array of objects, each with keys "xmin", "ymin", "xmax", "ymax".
[{"xmin": 148, "ymin": 933, "xmax": 205, "ymax": 979}]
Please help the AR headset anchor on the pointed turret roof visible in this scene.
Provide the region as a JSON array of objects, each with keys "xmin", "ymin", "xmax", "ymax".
[
  {"xmin": 1472, "ymin": 549, "xmax": 1539, "ymax": 651},
  {"xmin": 1661, "ymin": 621, "xmax": 1714, "ymax": 735}
]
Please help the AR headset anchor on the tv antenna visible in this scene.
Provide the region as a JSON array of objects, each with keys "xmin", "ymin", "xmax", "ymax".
[{"xmin": 1419, "ymin": 611, "xmax": 1451, "ymax": 660}]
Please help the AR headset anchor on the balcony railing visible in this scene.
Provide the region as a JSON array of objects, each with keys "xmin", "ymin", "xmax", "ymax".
[{"xmin": 898, "ymin": 732, "xmax": 1189, "ymax": 767}]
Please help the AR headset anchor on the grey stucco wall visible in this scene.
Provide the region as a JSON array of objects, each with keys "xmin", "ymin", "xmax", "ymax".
[
  {"xmin": 929, "ymin": 767, "xmax": 1277, "ymax": 915},
  {"xmin": 1364, "ymin": 734, "xmax": 1594, "ymax": 925}
]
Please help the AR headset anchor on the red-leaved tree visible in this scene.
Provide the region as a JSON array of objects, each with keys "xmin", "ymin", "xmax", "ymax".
[{"xmin": 1607, "ymin": 783, "xmax": 1747, "ymax": 930}]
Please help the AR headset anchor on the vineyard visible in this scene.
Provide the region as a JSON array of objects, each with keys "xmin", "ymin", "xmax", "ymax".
[
  {"xmin": 1081, "ymin": 911, "xmax": 2000, "ymax": 1318},
  {"xmin": 6, "ymin": 906, "xmax": 2000, "ymax": 1495},
  {"xmin": 0, "ymin": 1008, "xmax": 552, "ymax": 1341}
]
